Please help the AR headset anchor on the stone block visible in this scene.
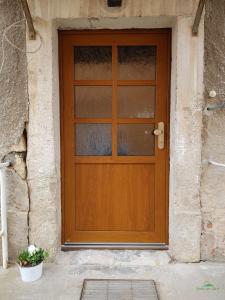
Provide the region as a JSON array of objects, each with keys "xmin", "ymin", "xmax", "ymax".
[
  {"xmin": 201, "ymin": 232, "xmax": 216, "ymax": 261},
  {"xmin": 5, "ymin": 169, "xmax": 29, "ymax": 212},
  {"xmin": 29, "ymin": 209, "xmax": 60, "ymax": 258},
  {"xmin": 9, "ymin": 135, "xmax": 26, "ymax": 153},
  {"xmin": 55, "ymin": 249, "xmax": 171, "ymax": 267},
  {"xmin": 7, "ymin": 211, "xmax": 28, "ymax": 260},
  {"xmin": 170, "ymin": 213, "xmax": 201, "ymax": 262},
  {"xmin": 0, "ymin": 211, "xmax": 28, "ymax": 262},
  {"xmin": 0, "ymin": 169, "xmax": 29, "ymax": 264},
  {"xmin": 28, "ymin": 176, "xmax": 59, "ymax": 211}
]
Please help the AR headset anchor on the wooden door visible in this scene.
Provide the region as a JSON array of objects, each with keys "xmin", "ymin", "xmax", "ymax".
[{"xmin": 60, "ymin": 30, "xmax": 170, "ymax": 246}]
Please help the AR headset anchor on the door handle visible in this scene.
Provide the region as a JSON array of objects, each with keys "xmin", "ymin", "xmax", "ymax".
[{"xmin": 153, "ymin": 122, "xmax": 165, "ymax": 150}]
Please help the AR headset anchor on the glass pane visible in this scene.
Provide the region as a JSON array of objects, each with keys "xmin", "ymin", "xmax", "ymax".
[
  {"xmin": 118, "ymin": 46, "xmax": 156, "ymax": 80},
  {"xmin": 118, "ymin": 124, "xmax": 155, "ymax": 156},
  {"xmin": 75, "ymin": 86, "xmax": 112, "ymax": 118},
  {"xmin": 76, "ymin": 124, "xmax": 112, "ymax": 156},
  {"xmin": 118, "ymin": 86, "xmax": 156, "ymax": 118},
  {"xmin": 74, "ymin": 46, "xmax": 112, "ymax": 80}
]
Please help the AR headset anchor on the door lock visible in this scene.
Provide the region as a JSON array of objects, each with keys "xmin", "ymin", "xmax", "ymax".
[{"xmin": 153, "ymin": 122, "xmax": 165, "ymax": 150}]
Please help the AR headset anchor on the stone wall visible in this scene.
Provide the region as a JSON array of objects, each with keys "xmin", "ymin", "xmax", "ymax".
[
  {"xmin": 0, "ymin": 0, "xmax": 29, "ymax": 262},
  {"xmin": 201, "ymin": 0, "xmax": 225, "ymax": 261}
]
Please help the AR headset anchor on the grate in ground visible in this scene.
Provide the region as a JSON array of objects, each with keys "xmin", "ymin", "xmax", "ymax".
[{"xmin": 80, "ymin": 279, "xmax": 159, "ymax": 300}]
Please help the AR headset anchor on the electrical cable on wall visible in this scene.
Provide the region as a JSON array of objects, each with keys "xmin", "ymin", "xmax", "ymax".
[
  {"xmin": 0, "ymin": 18, "xmax": 42, "ymax": 77},
  {"xmin": 209, "ymin": 161, "xmax": 225, "ymax": 168},
  {"xmin": 206, "ymin": 90, "xmax": 225, "ymax": 111}
]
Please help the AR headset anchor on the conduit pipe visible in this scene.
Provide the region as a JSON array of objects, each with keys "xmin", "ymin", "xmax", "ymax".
[
  {"xmin": 0, "ymin": 162, "xmax": 10, "ymax": 269},
  {"xmin": 192, "ymin": 0, "xmax": 205, "ymax": 35}
]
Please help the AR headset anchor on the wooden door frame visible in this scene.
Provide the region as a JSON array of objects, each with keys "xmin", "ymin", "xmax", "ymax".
[{"xmin": 59, "ymin": 29, "xmax": 171, "ymax": 249}]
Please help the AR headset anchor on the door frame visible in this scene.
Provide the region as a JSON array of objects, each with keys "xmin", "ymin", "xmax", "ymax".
[{"xmin": 59, "ymin": 29, "xmax": 171, "ymax": 249}]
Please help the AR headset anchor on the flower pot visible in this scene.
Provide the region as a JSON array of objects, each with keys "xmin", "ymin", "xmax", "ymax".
[{"xmin": 19, "ymin": 262, "xmax": 43, "ymax": 282}]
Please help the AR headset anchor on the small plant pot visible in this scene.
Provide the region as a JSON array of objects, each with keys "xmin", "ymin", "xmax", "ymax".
[{"xmin": 19, "ymin": 262, "xmax": 43, "ymax": 282}]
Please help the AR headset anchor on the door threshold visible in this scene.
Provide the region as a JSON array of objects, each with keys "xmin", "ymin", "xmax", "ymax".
[{"xmin": 61, "ymin": 243, "xmax": 168, "ymax": 251}]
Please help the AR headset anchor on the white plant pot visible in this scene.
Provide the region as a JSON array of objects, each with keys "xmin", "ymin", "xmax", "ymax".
[{"xmin": 19, "ymin": 262, "xmax": 43, "ymax": 282}]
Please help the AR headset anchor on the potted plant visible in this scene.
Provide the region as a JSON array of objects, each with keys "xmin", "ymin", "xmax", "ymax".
[{"xmin": 17, "ymin": 245, "xmax": 48, "ymax": 282}]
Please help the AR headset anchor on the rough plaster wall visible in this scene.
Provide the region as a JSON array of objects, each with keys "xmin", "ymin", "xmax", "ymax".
[
  {"xmin": 28, "ymin": 0, "xmax": 198, "ymax": 19},
  {"xmin": 0, "ymin": 0, "xmax": 29, "ymax": 262},
  {"xmin": 26, "ymin": 0, "xmax": 204, "ymax": 262},
  {"xmin": 201, "ymin": 0, "xmax": 225, "ymax": 261}
]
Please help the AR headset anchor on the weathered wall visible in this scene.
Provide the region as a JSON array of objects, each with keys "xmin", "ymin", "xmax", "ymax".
[
  {"xmin": 26, "ymin": 0, "xmax": 204, "ymax": 262},
  {"xmin": 201, "ymin": 0, "xmax": 225, "ymax": 261},
  {"xmin": 0, "ymin": 0, "xmax": 29, "ymax": 262},
  {"xmin": 169, "ymin": 16, "xmax": 203, "ymax": 262},
  {"xmin": 0, "ymin": 0, "xmax": 222, "ymax": 263},
  {"xmin": 28, "ymin": 0, "xmax": 198, "ymax": 19},
  {"xmin": 0, "ymin": 0, "xmax": 208, "ymax": 263}
]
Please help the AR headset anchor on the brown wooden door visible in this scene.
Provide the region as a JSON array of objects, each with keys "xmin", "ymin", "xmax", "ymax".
[{"xmin": 60, "ymin": 30, "xmax": 170, "ymax": 245}]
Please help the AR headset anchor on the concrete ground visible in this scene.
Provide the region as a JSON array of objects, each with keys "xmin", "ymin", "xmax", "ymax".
[{"xmin": 0, "ymin": 250, "xmax": 225, "ymax": 300}]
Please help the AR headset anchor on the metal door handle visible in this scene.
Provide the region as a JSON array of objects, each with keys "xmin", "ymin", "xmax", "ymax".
[{"xmin": 153, "ymin": 122, "xmax": 165, "ymax": 150}]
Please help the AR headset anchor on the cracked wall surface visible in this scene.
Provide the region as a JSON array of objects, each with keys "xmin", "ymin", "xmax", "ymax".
[
  {"xmin": 201, "ymin": 0, "xmax": 225, "ymax": 261},
  {"xmin": 0, "ymin": 0, "xmax": 29, "ymax": 262}
]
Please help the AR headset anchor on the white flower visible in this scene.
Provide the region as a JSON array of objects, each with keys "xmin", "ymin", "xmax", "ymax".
[{"xmin": 28, "ymin": 245, "xmax": 37, "ymax": 255}]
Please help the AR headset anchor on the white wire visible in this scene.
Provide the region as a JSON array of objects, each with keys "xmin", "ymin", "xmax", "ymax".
[
  {"xmin": 209, "ymin": 161, "xmax": 225, "ymax": 168},
  {"xmin": 0, "ymin": 18, "xmax": 42, "ymax": 76},
  {"xmin": 5, "ymin": 25, "xmax": 42, "ymax": 54}
]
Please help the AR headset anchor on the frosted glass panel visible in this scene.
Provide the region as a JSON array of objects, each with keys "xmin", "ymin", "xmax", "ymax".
[
  {"xmin": 118, "ymin": 86, "xmax": 156, "ymax": 118},
  {"xmin": 118, "ymin": 124, "xmax": 155, "ymax": 156},
  {"xmin": 75, "ymin": 86, "xmax": 112, "ymax": 118},
  {"xmin": 118, "ymin": 46, "xmax": 156, "ymax": 80},
  {"xmin": 76, "ymin": 124, "xmax": 112, "ymax": 156},
  {"xmin": 74, "ymin": 46, "xmax": 112, "ymax": 80}
]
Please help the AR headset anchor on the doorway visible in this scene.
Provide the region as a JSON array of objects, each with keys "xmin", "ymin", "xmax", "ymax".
[{"xmin": 60, "ymin": 30, "xmax": 170, "ymax": 246}]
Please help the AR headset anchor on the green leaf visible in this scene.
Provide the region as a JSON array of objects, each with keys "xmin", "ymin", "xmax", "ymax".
[{"xmin": 17, "ymin": 247, "xmax": 49, "ymax": 267}]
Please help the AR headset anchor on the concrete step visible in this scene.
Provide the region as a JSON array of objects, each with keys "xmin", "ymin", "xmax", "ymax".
[{"xmin": 55, "ymin": 250, "xmax": 171, "ymax": 268}]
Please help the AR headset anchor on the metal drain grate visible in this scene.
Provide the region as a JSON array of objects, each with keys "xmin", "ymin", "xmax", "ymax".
[{"xmin": 80, "ymin": 279, "xmax": 159, "ymax": 300}]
